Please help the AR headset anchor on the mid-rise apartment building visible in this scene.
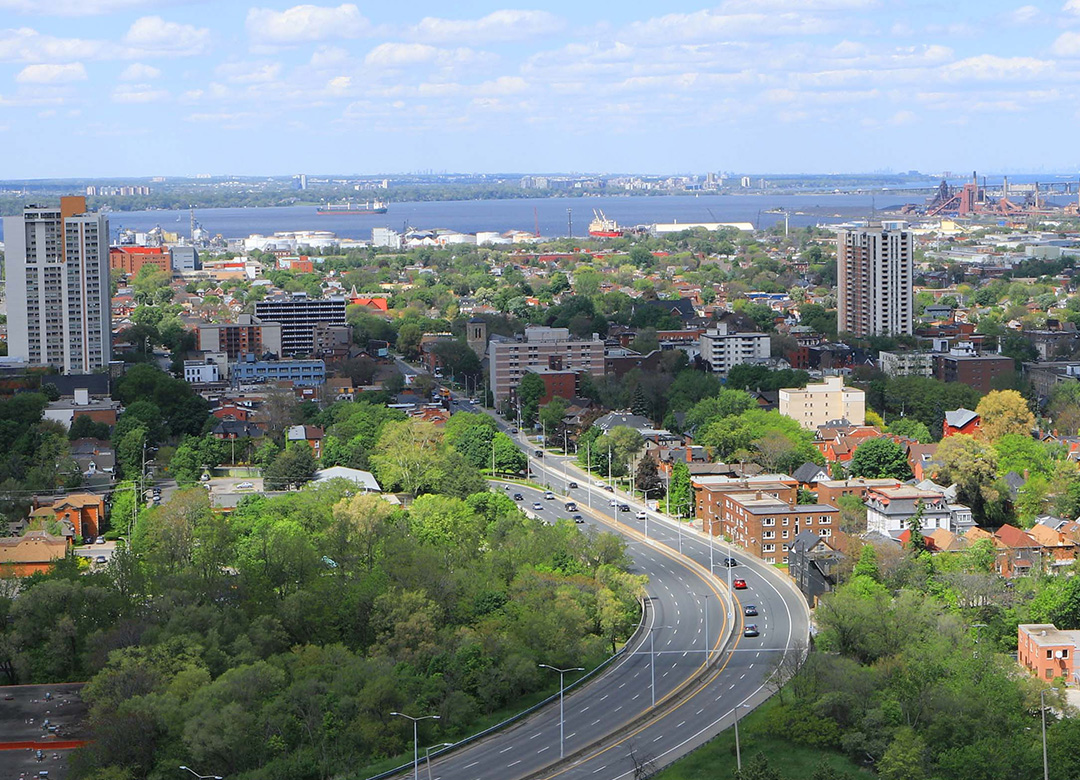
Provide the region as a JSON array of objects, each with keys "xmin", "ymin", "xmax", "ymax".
[
  {"xmin": 878, "ymin": 350, "xmax": 933, "ymax": 378},
  {"xmin": 231, "ymin": 355, "xmax": 326, "ymax": 387},
  {"xmin": 255, "ymin": 293, "xmax": 347, "ymax": 356},
  {"xmin": 692, "ymin": 474, "xmax": 798, "ymax": 534},
  {"xmin": 488, "ymin": 326, "xmax": 605, "ymax": 405},
  {"xmin": 699, "ymin": 321, "xmax": 771, "ymax": 373},
  {"xmin": 779, "ymin": 376, "xmax": 866, "ymax": 430},
  {"xmin": 198, "ymin": 314, "xmax": 283, "ymax": 359},
  {"xmin": 4, "ymin": 196, "xmax": 111, "ymax": 374},
  {"xmin": 109, "ymin": 246, "xmax": 171, "ymax": 276},
  {"xmin": 723, "ymin": 492, "xmax": 840, "ymax": 565},
  {"xmin": 837, "ymin": 223, "xmax": 914, "ymax": 337}
]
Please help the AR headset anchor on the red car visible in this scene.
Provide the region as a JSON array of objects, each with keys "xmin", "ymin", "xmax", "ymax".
[{"xmin": 733, "ymin": 578, "xmax": 748, "ymax": 590}]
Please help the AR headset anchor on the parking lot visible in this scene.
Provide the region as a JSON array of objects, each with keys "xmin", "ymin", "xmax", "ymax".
[{"xmin": 0, "ymin": 683, "xmax": 87, "ymax": 780}]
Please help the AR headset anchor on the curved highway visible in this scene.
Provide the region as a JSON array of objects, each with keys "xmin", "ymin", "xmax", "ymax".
[{"xmin": 383, "ymin": 391, "xmax": 810, "ymax": 780}]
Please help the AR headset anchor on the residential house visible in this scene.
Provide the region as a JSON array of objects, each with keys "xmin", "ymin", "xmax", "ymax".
[
  {"xmin": 69, "ymin": 438, "xmax": 116, "ymax": 485},
  {"xmin": 788, "ymin": 531, "xmax": 844, "ymax": 606},
  {"xmin": 942, "ymin": 408, "xmax": 980, "ymax": 438},
  {"xmin": 0, "ymin": 531, "xmax": 70, "ymax": 577},
  {"xmin": 286, "ymin": 425, "xmax": 324, "ymax": 459},
  {"xmin": 792, "ymin": 462, "xmax": 830, "ymax": 490},
  {"xmin": 906, "ymin": 442, "xmax": 939, "ymax": 481},
  {"xmin": 814, "ymin": 425, "xmax": 882, "ymax": 463},
  {"xmin": 994, "ymin": 524, "xmax": 1044, "ymax": 578},
  {"xmin": 865, "ymin": 485, "xmax": 952, "ymax": 538},
  {"xmin": 47, "ymin": 493, "xmax": 106, "ymax": 540},
  {"xmin": 1028, "ymin": 521, "xmax": 1077, "ymax": 569},
  {"xmin": 815, "ymin": 478, "xmax": 903, "ymax": 509},
  {"xmin": 692, "ymin": 474, "xmax": 798, "ymax": 534}
]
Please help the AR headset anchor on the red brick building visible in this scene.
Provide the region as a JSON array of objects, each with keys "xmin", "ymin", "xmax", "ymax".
[
  {"xmin": 934, "ymin": 353, "xmax": 1014, "ymax": 394},
  {"xmin": 1018, "ymin": 624, "xmax": 1080, "ymax": 683},
  {"xmin": 722, "ymin": 492, "xmax": 840, "ymax": 565},
  {"xmin": 109, "ymin": 246, "xmax": 171, "ymax": 276}
]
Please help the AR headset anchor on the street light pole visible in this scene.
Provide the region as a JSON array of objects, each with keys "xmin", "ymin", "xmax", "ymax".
[
  {"xmin": 539, "ymin": 664, "xmax": 584, "ymax": 758},
  {"xmin": 390, "ymin": 712, "xmax": 441, "ymax": 780},
  {"xmin": 424, "ymin": 742, "xmax": 453, "ymax": 780},
  {"xmin": 734, "ymin": 702, "xmax": 752, "ymax": 771},
  {"xmin": 179, "ymin": 767, "xmax": 222, "ymax": 780}
]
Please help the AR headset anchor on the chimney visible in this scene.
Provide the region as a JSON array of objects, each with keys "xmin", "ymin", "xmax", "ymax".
[{"xmin": 686, "ymin": 447, "xmax": 693, "ymax": 463}]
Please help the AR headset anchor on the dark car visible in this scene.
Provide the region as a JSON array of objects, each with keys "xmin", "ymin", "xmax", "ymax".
[
  {"xmin": 722, "ymin": 557, "xmax": 738, "ymax": 567},
  {"xmin": 743, "ymin": 625, "xmax": 760, "ymax": 638},
  {"xmin": 513, "ymin": 493, "xmax": 524, "ymax": 501},
  {"xmin": 619, "ymin": 504, "xmax": 630, "ymax": 512},
  {"xmin": 568, "ymin": 481, "xmax": 578, "ymax": 489},
  {"xmin": 511, "ymin": 427, "xmax": 519, "ymax": 433},
  {"xmin": 534, "ymin": 450, "xmax": 544, "ymax": 458},
  {"xmin": 603, "ymin": 485, "xmax": 615, "ymax": 492},
  {"xmin": 573, "ymin": 514, "xmax": 584, "ymax": 523},
  {"xmin": 733, "ymin": 578, "xmax": 748, "ymax": 590},
  {"xmin": 744, "ymin": 605, "xmax": 759, "ymax": 617}
]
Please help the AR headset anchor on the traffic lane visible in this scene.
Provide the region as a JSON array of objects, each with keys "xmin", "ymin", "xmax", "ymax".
[
  {"xmin": 544, "ymin": 550, "xmax": 804, "ymax": 780},
  {"xmin": 431, "ymin": 487, "xmax": 721, "ymax": 780}
]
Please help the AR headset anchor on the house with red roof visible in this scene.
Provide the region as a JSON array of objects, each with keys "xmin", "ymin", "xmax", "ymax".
[{"xmin": 994, "ymin": 524, "xmax": 1043, "ymax": 577}]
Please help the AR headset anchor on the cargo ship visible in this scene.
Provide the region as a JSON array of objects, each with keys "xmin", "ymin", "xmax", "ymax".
[
  {"xmin": 317, "ymin": 199, "xmax": 388, "ymax": 215},
  {"xmin": 588, "ymin": 209, "xmax": 622, "ymax": 237}
]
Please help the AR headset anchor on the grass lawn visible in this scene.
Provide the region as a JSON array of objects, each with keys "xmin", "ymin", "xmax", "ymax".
[{"xmin": 653, "ymin": 698, "xmax": 869, "ymax": 779}]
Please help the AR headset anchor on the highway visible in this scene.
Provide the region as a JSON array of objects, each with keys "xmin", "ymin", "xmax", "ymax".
[{"xmin": 370, "ymin": 379, "xmax": 810, "ymax": 780}]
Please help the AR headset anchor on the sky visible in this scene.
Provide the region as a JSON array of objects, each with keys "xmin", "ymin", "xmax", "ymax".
[{"xmin": 1, "ymin": 0, "xmax": 1080, "ymax": 178}]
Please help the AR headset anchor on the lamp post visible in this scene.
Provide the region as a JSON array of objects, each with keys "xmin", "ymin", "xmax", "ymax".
[
  {"xmin": 424, "ymin": 742, "xmax": 453, "ymax": 780},
  {"xmin": 972, "ymin": 622, "xmax": 988, "ymax": 658},
  {"xmin": 733, "ymin": 702, "xmax": 753, "ymax": 771},
  {"xmin": 390, "ymin": 712, "xmax": 441, "ymax": 780},
  {"xmin": 539, "ymin": 664, "xmax": 584, "ymax": 758},
  {"xmin": 179, "ymin": 767, "xmax": 222, "ymax": 780},
  {"xmin": 586, "ymin": 438, "xmax": 592, "ymax": 509}
]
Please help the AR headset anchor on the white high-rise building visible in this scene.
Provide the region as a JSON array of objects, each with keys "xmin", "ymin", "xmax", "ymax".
[
  {"xmin": 836, "ymin": 223, "xmax": 914, "ymax": 338},
  {"xmin": 5, "ymin": 197, "xmax": 111, "ymax": 374},
  {"xmin": 699, "ymin": 321, "xmax": 771, "ymax": 373}
]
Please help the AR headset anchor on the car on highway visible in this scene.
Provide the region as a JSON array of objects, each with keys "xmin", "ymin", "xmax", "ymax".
[
  {"xmin": 534, "ymin": 450, "xmax": 544, "ymax": 458},
  {"xmin": 603, "ymin": 485, "xmax": 615, "ymax": 492},
  {"xmin": 635, "ymin": 510, "xmax": 647, "ymax": 520},
  {"xmin": 544, "ymin": 491, "xmax": 555, "ymax": 500},
  {"xmin": 568, "ymin": 481, "xmax": 578, "ymax": 489},
  {"xmin": 743, "ymin": 625, "xmax": 760, "ymax": 638},
  {"xmin": 733, "ymin": 578, "xmax": 748, "ymax": 589},
  {"xmin": 236, "ymin": 482, "xmax": 255, "ymax": 490},
  {"xmin": 619, "ymin": 504, "xmax": 630, "ymax": 512},
  {"xmin": 744, "ymin": 605, "xmax": 759, "ymax": 617},
  {"xmin": 609, "ymin": 499, "xmax": 618, "ymax": 507},
  {"xmin": 722, "ymin": 557, "xmax": 738, "ymax": 567},
  {"xmin": 511, "ymin": 427, "xmax": 519, "ymax": 433},
  {"xmin": 513, "ymin": 493, "xmax": 523, "ymax": 501},
  {"xmin": 572, "ymin": 514, "xmax": 584, "ymax": 523},
  {"xmin": 532, "ymin": 502, "xmax": 543, "ymax": 511}
]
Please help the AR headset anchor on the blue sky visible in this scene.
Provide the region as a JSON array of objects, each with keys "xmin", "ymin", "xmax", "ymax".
[{"xmin": 1, "ymin": 0, "xmax": 1080, "ymax": 178}]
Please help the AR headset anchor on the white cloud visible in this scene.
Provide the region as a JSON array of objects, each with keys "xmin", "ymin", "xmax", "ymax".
[
  {"xmin": 247, "ymin": 4, "xmax": 370, "ymax": 43},
  {"xmin": 887, "ymin": 109, "xmax": 916, "ymax": 125},
  {"xmin": 1052, "ymin": 31, "xmax": 1080, "ymax": 57},
  {"xmin": 409, "ymin": 10, "xmax": 564, "ymax": 44},
  {"xmin": 112, "ymin": 83, "xmax": 168, "ymax": 102},
  {"xmin": 216, "ymin": 61, "xmax": 282, "ymax": 83},
  {"xmin": 15, "ymin": 62, "xmax": 87, "ymax": 83},
  {"xmin": 1008, "ymin": 5, "xmax": 1042, "ymax": 23},
  {"xmin": 719, "ymin": 0, "xmax": 878, "ymax": 9},
  {"xmin": 940, "ymin": 54, "xmax": 1052, "ymax": 81},
  {"xmin": 364, "ymin": 42, "xmax": 493, "ymax": 70},
  {"xmin": 124, "ymin": 16, "xmax": 210, "ymax": 54},
  {"xmin": 119, "ymin": 62, "xmax": 161, "ymax": 80},
  {"xmin": 1066, "ymin": 0, "xmax": 1080, "ymax": 13},
  {"xmin": 625, "ymin": 9, "xmax": 840, "ymax": 42},
  {"xmin": 326, "ymin": 75, "xmax": 351, "ymax": 94},
  {"xmin": 0, "ymin": 28, "xmax": 107, "ymax": 63}
]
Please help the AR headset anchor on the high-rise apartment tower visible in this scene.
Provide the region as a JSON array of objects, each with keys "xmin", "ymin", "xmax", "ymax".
[
  {"xmin": 836, "ymin": 223, "xmax": 913, "ymax": 338},
  {"xmin": 5, "ymin": 196, "xmax": 111, "ymax": 374}
]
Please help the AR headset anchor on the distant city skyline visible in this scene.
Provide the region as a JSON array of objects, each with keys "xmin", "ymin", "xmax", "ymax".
[{"xmin": 2, "ymin": 1, "xmax": 1080, "ymax": 177}]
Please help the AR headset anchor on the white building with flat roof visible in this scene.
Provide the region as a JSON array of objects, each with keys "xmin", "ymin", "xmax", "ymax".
[
  {"xmin": 779, "ymin": 376, "xmax": 866, "ymax": 430},
  {"xmin": 699, "ymin": 322, "xmax": 771, "ymax": 374}
]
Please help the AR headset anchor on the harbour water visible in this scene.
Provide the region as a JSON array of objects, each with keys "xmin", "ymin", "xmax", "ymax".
[{"xmin": 1, "ymin": 191, "xmax": 924, "ymax": 243}]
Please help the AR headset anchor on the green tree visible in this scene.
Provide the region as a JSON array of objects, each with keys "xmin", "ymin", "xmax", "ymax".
[
  {"xmin": 853, "ymin": 544, "xmax": 880, "ymax": 581},
  {"xmin": 264, "ymin": 443, "xmax": 317, "ymax": 490},
  {"xmin": 68, "ymin": 414, "xmax": 111, "ymax": 441},
  {"xmin": 907, "ymin": 501, "xmax": 927, "ymax": 553},
  {"xmin": 878, "ymin": 727, "xmax": 926, "ymax": 780},
  {"xmin": 539, "ymin": 395, "xmax": 569, "ymax": 439},
  {"xmin": 975, "ymin": 389, "xmax": 1035, "ymax": 443},
  {"xmin": 635, "ymin": 456, "xmax": 664, "ymax": 499},
  {"xmin": 849, "ymin": 438, "xmax": 913, "ymax": 480},
  {"xmin": 669, "ymin": 460, "xmax": 692, "ymax": 518},
  {"xmin": 887, "ymin": 418, "xmax": 932, "ymax": 444},
  {"xmin": 517, "ymin": 372, "xmax": 546, "ymax": 426}
]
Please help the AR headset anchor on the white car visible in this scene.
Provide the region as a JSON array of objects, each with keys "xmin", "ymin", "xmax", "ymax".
[
  {"xmin": 236, "ymin": 482, "xmax": 255, "ymax": 490},
  {"xmin": 532, "ymin": 502, "xmax": 544, "ymax": 511},
  {"xmin": 609, "ymin": 499, "xmax": 617, "ymax": 507},
  {"xmin": 635, "ymin": 511, "xmax": 647, "ymax": 520}
]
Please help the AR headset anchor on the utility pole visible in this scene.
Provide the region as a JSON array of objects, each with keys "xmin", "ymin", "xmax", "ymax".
[{"xmin": 539, "ymin": 664, "xmax": 583, "ymax": 758}]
